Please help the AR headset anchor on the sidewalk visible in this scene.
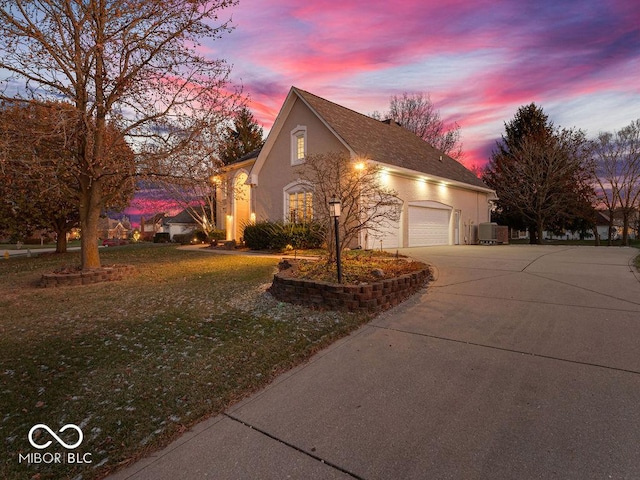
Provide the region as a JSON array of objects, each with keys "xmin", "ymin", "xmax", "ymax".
[{"xmin": 109, "ymin": 245, "xmax": 640, "ymax": 480}]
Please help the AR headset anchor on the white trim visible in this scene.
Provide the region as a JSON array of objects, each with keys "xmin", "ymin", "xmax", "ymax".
[
  {"xmin": 407, "ymin": 200, "xmax": 453, "ymax": 210},
  {"xmin": 290, "ymin": 125, "xmax": 307, "ymax": 165},
  {"xmin": 283, "ymin": 180, "xmax": 314, "ymax": 222}
]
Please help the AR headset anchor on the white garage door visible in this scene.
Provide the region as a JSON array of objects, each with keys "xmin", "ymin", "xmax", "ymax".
[{"xmin": 408, "ymin": 206, "xmax": 451, "ymax": 246}]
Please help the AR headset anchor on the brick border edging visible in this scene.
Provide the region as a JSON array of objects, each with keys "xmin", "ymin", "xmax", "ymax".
[
  {"xmin": 268, "ymin": 266, "xmax": 431, "ymax": 313},
  {"xmin": 40, "ymin": 265, "xmax": 136, "ymax": 288}
]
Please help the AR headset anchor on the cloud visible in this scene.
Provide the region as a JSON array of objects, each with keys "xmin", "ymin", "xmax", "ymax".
[{"xmin": 202, "ymin": 0, "xmax": 640, "ymax": 169}]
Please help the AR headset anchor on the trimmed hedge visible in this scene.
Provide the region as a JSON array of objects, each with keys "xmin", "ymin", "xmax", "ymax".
[{"xmin": 243, "ymin": 221, "xmax": 325, "ymax": 251}]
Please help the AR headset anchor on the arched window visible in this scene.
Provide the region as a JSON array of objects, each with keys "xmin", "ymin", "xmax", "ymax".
[{"xmin": 284, "ymin": 181, "xmax": 313, "ymax": 223}]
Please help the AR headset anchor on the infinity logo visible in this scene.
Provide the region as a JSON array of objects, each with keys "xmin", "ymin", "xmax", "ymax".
[{"xmin": 28, "ymin": 424, "xmax": 83, "ymax": 450}]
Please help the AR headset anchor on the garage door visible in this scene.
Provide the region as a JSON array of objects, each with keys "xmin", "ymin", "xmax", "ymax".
[{"xmin": 408, "ymin": 206, "xmax": 450, "ymax": 246}]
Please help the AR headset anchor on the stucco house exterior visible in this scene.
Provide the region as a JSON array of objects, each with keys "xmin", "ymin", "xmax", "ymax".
[{"xmin": 216, "ymin": 87, "xmax": 496, "ymax": 248}]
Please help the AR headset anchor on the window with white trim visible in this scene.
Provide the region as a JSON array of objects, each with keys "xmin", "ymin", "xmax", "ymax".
[
  {"xmin": 284, "ymin": 182, "xmax": 314, "ymax": 223},
  {"xmin": 288, "ymin": 191, "xmax": 313, "ymax": 223},
  {"xmin": 290, "ymin": 126, "xmax": 307, "ymax": 165}
]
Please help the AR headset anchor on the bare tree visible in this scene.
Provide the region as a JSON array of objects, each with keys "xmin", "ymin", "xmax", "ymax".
[
  {"xmin": 373, "ymin": 92, "xmax": 463, "ymax": 160},
  {"xmin": 487, "ymin": 129, "xmax": 593, "ymax": 243},
  {"xmin": 158, "ymin": 163, "xmax": 219, "ymax": 237},
  {"xmin": 297, "ymin": 152, "xmax": 401, "ymax": 259},
  {"xmin": 0, "ymin": 0, "xmax": 238, "ymax": 269},
  {"xmin": 592, "ymin": 120, "xmax": 640, "ymax": 246}
]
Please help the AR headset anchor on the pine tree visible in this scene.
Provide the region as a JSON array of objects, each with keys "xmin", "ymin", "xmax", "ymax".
[
  {"xmin": 483, "ymin": 104, "xmax": 594, "ymax": 243},
  {"xmin": 218, "ymin": 107, "xmax": 265, "ymax": 165}
]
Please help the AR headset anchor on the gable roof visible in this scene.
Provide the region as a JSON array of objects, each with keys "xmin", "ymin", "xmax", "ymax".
[
  {"xmin": 254, "ymin": 87, "xmax": 489, "ymax": 191},
  {"xmin": 166, "ymin": 207, "xmax": 210, "ymax": 225}
]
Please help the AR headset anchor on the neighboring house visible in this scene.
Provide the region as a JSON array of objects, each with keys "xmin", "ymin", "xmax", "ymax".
[
  {"xmin": 216, "ymin": 87, "xmax": 496, "ymax": 247},
  {"xmin": 140, "ymin": 213, "xmax": 167, "ymax": 241},
  {"xmin": 98, "ymin": 216, "xmax": 130, "ymax": 240},
  {"xmin": 509, "ymin": 211, "xmax": 634, "ymax": 241},
  {"xmin": 164, "ymin": 209, "xmax": 199, "ymax": 240},
  {"xmin": 594, "ymin": 210, "xmax": 638, "ymax": 241}
]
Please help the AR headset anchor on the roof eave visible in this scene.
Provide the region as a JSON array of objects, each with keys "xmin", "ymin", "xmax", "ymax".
[{"xmin": 369, "ymin": 160, "xmax": 496, "ymax": 195}]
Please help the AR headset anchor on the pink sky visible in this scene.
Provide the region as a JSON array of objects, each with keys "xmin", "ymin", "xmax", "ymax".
[
  {"xmin": 126, "ymin": 0, "xmax": 639, "ymax": 225},
  {"xmin": 207, "ymin": 0, "xmax": 639, "ymax": 168}
]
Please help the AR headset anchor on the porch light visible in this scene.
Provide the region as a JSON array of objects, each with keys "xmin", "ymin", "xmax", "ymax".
[{"xmin": 328, "ymin": 196, "xmax": 343, "ymax": 283}]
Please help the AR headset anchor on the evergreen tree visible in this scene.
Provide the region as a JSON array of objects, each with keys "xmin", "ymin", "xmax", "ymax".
[
  {"xmin": 483, "ymin": 104, "xmax": 594, "ymax": 243},
  {"xmin": 218, "ymin": 107, "xmax": 265, "ymax": 165}
]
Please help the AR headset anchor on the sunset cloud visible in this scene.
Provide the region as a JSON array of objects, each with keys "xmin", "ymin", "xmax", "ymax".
[
  {"xmin": 205, "ymin": 0, "xmax": 639, "ymax": 170},
  {"xmin": 127, "ymin": 0, "xmax": 639, "ymax": 224}
]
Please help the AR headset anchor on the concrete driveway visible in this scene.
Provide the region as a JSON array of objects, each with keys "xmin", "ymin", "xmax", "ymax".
[{"xmin": 110, "ymin": 245, "xmax": 640, "ymax": 480}]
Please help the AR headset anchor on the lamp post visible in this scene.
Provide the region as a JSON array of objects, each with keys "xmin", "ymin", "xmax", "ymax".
[{"xmin": 329, "ymin": 196, "xmax": 343, "ymax": 284}]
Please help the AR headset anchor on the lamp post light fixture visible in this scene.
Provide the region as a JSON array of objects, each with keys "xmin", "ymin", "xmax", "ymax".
[{"xmin": 328, "ymin": 196, "xmax": 343, "ymax": 284}]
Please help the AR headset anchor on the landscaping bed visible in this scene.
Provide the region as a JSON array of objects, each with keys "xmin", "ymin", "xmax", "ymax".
[{"xmin": 269, "ymin": 253, "xmax": 431, "ymax": 312}]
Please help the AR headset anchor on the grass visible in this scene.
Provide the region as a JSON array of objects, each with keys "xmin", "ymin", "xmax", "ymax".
[{"xmin": 0, "ymin": 244, "xmax": 369, "ymax": 480}]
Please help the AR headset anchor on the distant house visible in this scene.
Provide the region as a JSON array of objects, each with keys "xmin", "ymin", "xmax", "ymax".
[
  {"xmin": 140, "ymin": 213, "xmax": 167, "ymax": 241},
  {"xmin": 164, "ymin": 209, "xmax": 199, "ymax": 240},
  {"xmin": 217, "ymin": 87, "xmax": 495, "ymax": 247},
  {"xmin": 508, "ymin": 210, "xmax": 636, "ymax": 242},
  {"xmin": 98, "ymin": 216, "xmax": 130, "ymax": 240}
]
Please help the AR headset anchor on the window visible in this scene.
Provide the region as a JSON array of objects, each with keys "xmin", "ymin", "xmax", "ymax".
[
  {"xmin": 291, "ymin": 126, "xmax": 307, "ymax": 165},
  {"xmin": 284, "ymin": 181, "xmax": 314, "ymax": 223},
  {"xmin": 288, "ymin": 191, "xmax": 313, "ymax": 223}
]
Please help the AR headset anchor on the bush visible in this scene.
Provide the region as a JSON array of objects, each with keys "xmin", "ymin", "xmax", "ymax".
[
  {"xmin": 208, "ymin": 229, "xmax": 226, "ymax": 242},
  {"xmin": 193, "ymin": 230, "xmax": 208, "ymax": 243},
  {"xmin": 153, "ymin": 232, "xmax": 170, "ymax": 243},
  {"xmin": 243, "ymin": 221, "xmax": 325, "ymax": 251}
]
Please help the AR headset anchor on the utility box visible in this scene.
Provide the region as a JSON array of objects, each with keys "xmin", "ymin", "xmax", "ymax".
[
  {"xmin": 478, "ymin": 222, "xmax": 497, "ymax": 244},
  {"xmin": 479, "ymin": 223, "xmax": 508, "ymax": 244}
]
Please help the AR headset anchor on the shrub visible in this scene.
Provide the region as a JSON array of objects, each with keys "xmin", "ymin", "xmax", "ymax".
[
  {"xmin": 243, "ymin": 221, "xmax": 325, "ymax": 251},
  {"xmin": 208, "ymin": 229, "xmax": 226, "ymax": 242},
  {"xmin": 153, "ymin": 232, "xmax": 170, "ymax": 243},
  {"xmin": 172, "ymin": 231, "xmax": 205, "ymax": 245},
  {"xmin": 193, "ymin": 230, "xmax": 208, "ymax": 243}
]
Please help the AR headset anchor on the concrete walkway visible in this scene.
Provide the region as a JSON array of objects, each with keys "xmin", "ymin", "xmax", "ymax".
[{"xmin": 109, "ymin": 245, "xmax": 640, "ymax": 480}]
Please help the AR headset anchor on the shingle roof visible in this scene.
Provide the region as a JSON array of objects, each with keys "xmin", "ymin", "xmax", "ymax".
[
  {"xmin": 293, "ymin": 87, "xmax": 488, "ymax": 190},
  {"xmin": 166, "ymin": 207, "xmax": 211, "ymax": 224}
]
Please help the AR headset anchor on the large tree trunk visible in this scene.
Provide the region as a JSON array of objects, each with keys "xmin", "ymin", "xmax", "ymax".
[
  {"xmin": 79, "ymin": 187, "xmax": 102, "ymax": 270},
  {"xmin": 592, "ymin": 225, "xmax": 601, "ymax": 246},
  {"xmin": 52, "ymin": 217, "xmax": 72, "ymax": 253},
  {"xmin": 536, "ymin": 224, "xmax": 544, "ymax": 245},
  {"xmin": 607, "ymin": 210, "xmax": 614, "ymax": 245},
  {"xmin": 622, "ymin": 210, "xmax": 630, "ymax": 246},
  {"xmin": 55, "ymin": 230, "xmax": 68, "ymax": 253},
  {"xmin": 56, "ymin": 234, "xmax": 68, "ymax": 254}
]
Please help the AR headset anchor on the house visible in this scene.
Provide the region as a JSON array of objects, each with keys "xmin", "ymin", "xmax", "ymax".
[
  {"xmin": 98, "ymin": 216, "xmax": 130, "ymax": 240},
  {"xmin": 164, "ymin": 209, "xmax": 199, "ymax": 240},
  {"xmin": 140, "ymin": 213, "xmax": 167, "ymax": 241},
  {"xmin": 216, "ymin": 87, "xmax": 496, "ymax": 248}
]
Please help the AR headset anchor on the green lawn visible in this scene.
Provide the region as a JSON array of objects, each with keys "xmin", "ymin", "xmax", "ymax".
[{"xmin": 0, "ymin": 244, "xmax": 369, "ymax": 480}]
